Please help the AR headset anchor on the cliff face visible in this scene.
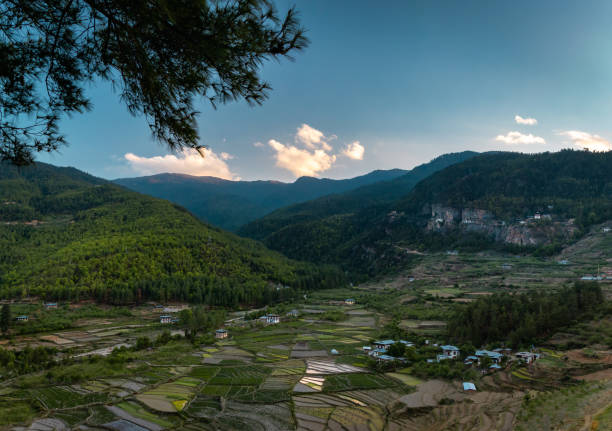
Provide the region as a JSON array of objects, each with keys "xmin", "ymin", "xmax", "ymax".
[{"xmin": 424, "ymin": 204, "xmax": 577, "ymax": 246}]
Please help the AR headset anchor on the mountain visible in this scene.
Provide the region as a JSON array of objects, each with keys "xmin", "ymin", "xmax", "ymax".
[
  {"xmin": 113, "ymin": 168, "xmax": 409, "ymax": 231},
  {"xmin": 239, "ymin": 150, "xmax": 612, "ymax": 278},
  {"xmin": 0, "ymin": 162, "xmax": 343, "ymax": 304},
  {"xmin": 239, "ymin": 151, "xmax": 479, "ymax": 242}
]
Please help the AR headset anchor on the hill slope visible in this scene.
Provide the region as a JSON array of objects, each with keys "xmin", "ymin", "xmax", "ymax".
[
  {"xmin": 240, "ymin": 150, "xmax": 612, "ymax": 278},
  {"xmin": 114, "ymin": 168, "xmax": 409, "ymax": 231},
  {"xmin": 239, "ymin": 151, "xmax": 478, "ymax": 242},
  {"xmin": 0, "ymin": 163, "xmax": 343, "ymax": 304}
]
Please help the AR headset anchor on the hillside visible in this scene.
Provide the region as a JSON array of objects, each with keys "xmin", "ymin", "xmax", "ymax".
[
  {"xmin": 0, "ymin": 163, "xmax": 343, "ymax": 304},
  {"xmin": 239, "ymin": 150, "xmax": 612, "ymax": 278},
  {"xmin": 239, "ymin": 151, "xmax": 478, "ymax": 242},
  {"xmin": 114, "ymin": 168, "xmax": 408, "ymax": 231}
]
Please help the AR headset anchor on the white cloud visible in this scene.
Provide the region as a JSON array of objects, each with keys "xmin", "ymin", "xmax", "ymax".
[
  {"xmin": 295, "ymin": 124, "xmax": 332, "ymax": 151},
  {"xmin": 220, "ymin": 152, "xmax": 234, "ymax": 160},
  {"xmin": 268, "ymin": 139, "xmax": 336, "ymax": 177},
  {"xmin": 559, "ymin": 130, "xmax": 612, "ymax": 152},
  {"xmin": 253, "ymin": 141, "xmax": 264, "ymax": 148},
  {"xmin": 495, "ymin": 131, "xmax": 546, "ymax": 145},
  {"xmin": 515, "ymin": 115, "xmax": 538, "ymax": 125},
  {"xmin": 342, "ymin": 141, "xmax": 365, "ymax": 160},
  {"xmin": 124, "ymin": 148, "xmax": 239, "ymax": 180}
]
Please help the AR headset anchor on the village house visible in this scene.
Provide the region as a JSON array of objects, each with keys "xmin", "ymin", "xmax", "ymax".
[
  {"xmin": 368, "ymin": 348, "xmax": 386, "ymax": 358},
  {"xmin": 44, "ymin": 302, "xmax": 58, "ymax": 309},
  {"xmin": 534, "ymin": 212, "xmax": 541, "ymax": 220},
  {"xmin": 159, "ymin": 315, "xmax": 172, "ymax": 324},
  {"xmin": 345, "ymin": 298, "xmax": 355, "ymax": 305},
  {"xmin": 475, "ymin": 350, "xmax": 503, "ymax": 364},
  {"xmin": 286, "ymin": 309, "xmax": 299, "ymax": 317},
  {"xmin": 515, "ymin": 352, "xmax": 540, "ymax": 364},
  {"xmin": 215, "ymin": 329, "xmax": 228, "ymax": 339},
  {"xmin": 260, "ymin": 314, "xmax": 280, "ymax": 325},
  {"xmin": 464, "ymin": 355, "xmax": 479, "ymax": 365},
  {"xmin": 603, "ymin": 227, "xmax": 611, "ymax": 233},
  {"xmin": 463, "ymin": 382, "xmax": 477, "ymax": 391},
  {"xmin": 15, "ymin": 315, "xmax": 28, "ymax": 322},
  {"xmin": 373, "ymin": 340, "xmax": 395, "ymax": 351},
  {"xmin": 440, "ymin": 345, "xmax": 460, "ymax": 359}
]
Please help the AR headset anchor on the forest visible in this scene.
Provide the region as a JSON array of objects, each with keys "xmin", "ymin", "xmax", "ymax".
[
  {"xmin": 0, "ymin": 162, "xmax": 345, "ymax": 305},
  {"xmin": 447, "ymin": 282, "xmax": 606, "ymax": 347},
  {"xmin": 240, "ymin": 150, "xmax": 612, "ymax": 278}
]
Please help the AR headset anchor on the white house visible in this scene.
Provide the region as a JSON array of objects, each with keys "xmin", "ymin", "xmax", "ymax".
[
  {"xmin": 516, "ymin": 352, "xmax": 540, "ymax": 364},
  {"xmin": 463, "ymin": 382, "xmax": 477, "ymax": 391},
  {"xmin": 262, "ymin": 314, "xmax": 280, "ymax": 324},
  {"xmin": 215, "ymin": 329, "xmax": 228, "ymax": 339},
  {"xmin": 440, "ymin": 345, "xmax": 460, "ymax": 359},
  {"xmin": 15, "ymin": 315, "xmax": 29, "ymax": 322},
  {"xmin": 345, "ymin": 298, "xmax": 355, "ymax": 305},
  {"xmin": 159, "ymin": 315, "xmax": 172, "ymax": 324}
]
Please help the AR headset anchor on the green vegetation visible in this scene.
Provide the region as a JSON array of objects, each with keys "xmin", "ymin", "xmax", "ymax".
[
  {"xmin": 241, "ymin": 150, "xmax": 612, "ymax": 278},
  {"xmin": 448, "ymin": 282, "xmax": 605, "ymax": 347},
  {"xmin": 0, "ymin": 162, "xmax": 345, "ymax": 304}
]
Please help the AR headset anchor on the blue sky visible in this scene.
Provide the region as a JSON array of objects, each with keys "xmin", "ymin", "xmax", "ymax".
[{"xmin": 39, "ymin": 0, "xmax": 612, "ymax": 181}]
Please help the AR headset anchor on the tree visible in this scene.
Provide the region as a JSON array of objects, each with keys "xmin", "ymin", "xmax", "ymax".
[
  {"xmin": 0, "ymin": 0, "xmax": 308, "ymax": 165},
  {"xmin": 0, "ymin": 304, "xmax": 11, "ymax": 334}
]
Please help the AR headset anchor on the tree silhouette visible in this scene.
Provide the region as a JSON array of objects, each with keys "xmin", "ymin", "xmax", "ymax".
[{"xmin": 0, "ymin": 0, "xmax": 308, "ymax": 165}]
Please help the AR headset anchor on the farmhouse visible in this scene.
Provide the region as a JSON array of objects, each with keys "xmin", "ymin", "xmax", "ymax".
[
  {"xmin": 440, "ymin": 345, "xmax": 460, "ymax": 359},
  {"xmin": 44, "ymin": 302, "xmax": 58, "ymax": 309},
  {"xmin": 215, "ymin": 329, "xmax": 228, "ymax": 339},
  {"xmin": 464, "ymin": 355, "xmax": 479, "ymax": 365},
  {"xmin": 463, "ymin": 382, "xmax": 477, "ymax": 391},
  {"xmin": 261, "ymin": 314, "xmax": 280, "ymax": 325},
  {"xmin": 345, "ymin": 298, "xmax": 355, "ymax": 305},
  {"xmin": 475, "ymin": 350, "xmax": 503, "ymax": 364},
  {"xmin": 159, "ymin": 315, "xmax": 172, "ymax": 324},
  {"xmin": 373, "ymin": 340, "xmax": 395, "ymax": 351},
  {"xmin": 15, "ymin": 315, "xmax": 28, "ymax": 322},
  {"xmin": 286, "ymin": 309, "xmax": 299, "ymax": 317},
  {"xmin": 516, "ymin": 352, "xmax": 540, "ymax": 364},
  {"xmin": 604, "ymin": 227, "xmax": 611, "ymax": 233}
]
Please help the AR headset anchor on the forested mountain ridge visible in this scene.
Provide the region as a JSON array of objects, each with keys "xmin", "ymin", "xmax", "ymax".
[
  {"xmin": 239, "ymin": 150, "xmax": 612, "ymax": 278},
  {"xmin": 113, "ymin": 168, "xmax": 409, "ymax": 231},
  {"xmin": 0, "ymin": 162, "xmax": 343, "ymax": 304},
  {"xmin": 239, "ymin": 151, "xmax": 479, "ymax": 242}
]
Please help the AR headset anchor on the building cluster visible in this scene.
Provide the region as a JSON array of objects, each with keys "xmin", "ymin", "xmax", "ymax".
[{"xmin": 361, "ymin": 339, "xmax": 540, "ymax": 370}]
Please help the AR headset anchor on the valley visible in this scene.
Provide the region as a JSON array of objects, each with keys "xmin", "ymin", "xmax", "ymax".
[{"xmin": 0, "ymin": 222, "xmax": 611, "ymax": 430}]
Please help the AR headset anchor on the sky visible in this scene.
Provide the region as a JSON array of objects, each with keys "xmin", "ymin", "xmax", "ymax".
[{"xmin": 38, "ymin": 0, "xmax": 612, "ymax": 182}]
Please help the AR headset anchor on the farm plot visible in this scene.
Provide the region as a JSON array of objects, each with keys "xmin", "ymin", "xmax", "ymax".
[
  {"xmin": 135, "ymin": 378, "xmax": 199, "ymax": 413},
  {"xmin": 29, "ymin": 386, "xmax": 107, "ymax": 409},
  {"xmin": 184, "ymin": 395, "xmax": 222, "ymax": 418},
  {"xmin": 208, "ymin": 365, "xmax": 271, "ymax": 386},
  {"xmin": 323, "ymin": 373, "xmax": 399, "ymax": 392},
  {"xmin": 293, "ymin": 392, "xmax": 390, "ymax": 431},
  {"xmin": 112, "ymin": 401, "xmax": 177, "ymax": 429},
  {"xmin": 269, "ymin": 359, "xmax": 306, "ymax": 376},
  {"xmin": 306, "ymin": 359, "xmax": 365, "ymax": 374}
]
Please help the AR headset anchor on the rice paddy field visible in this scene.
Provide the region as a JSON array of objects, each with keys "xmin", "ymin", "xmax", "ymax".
[{"xmin": 1, "ymin": 225, "xmax": 611, "ymax": 430}]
